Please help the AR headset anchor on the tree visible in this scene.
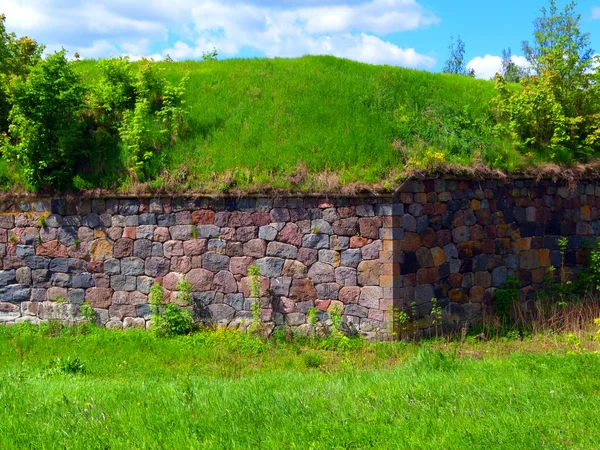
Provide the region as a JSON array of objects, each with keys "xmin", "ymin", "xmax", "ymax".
[
  {"xmin": 443, "ymin": 35, "xmax": 475, "ymax": 77},
  {"xmin": 500, "ymin": 48, "xmax": 528, "ymax": 83},
  {"xmin": 1, "ymin": 49, "xmax": 85, "ymax": 189},
  {"xmin": 0, "ymin": 14, "xmax": 43, "ymax": 132},
  {"xmin": 494, "ymin": 0, "xmax": 600, "ymax": 163},
  {"xmin": 522, "ymin": 0, "xmax": 593, "ymax": 78}
]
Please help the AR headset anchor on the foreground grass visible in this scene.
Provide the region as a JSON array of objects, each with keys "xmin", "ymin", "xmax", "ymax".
[
  {"xmin": 1, "ymin": 325, "xmax": 599, "ymax": 449},
  {"xmin": 0, "ymin": 56, "xmax": 522, "ymax": 194}
]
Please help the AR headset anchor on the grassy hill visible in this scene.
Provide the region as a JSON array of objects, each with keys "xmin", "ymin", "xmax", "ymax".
[{"xmin": 2, "ymin": 56, "xmax": 522, "ymax": 195}]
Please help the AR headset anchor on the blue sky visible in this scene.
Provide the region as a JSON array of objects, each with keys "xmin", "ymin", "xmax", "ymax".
[{"xmin": 1, "ymin": 0, "xmax": 599, "ymax": 78}]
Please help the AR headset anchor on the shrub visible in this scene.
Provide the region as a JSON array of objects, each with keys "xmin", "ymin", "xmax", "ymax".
[
  {"xmin": 493, "ymin": 0, "xmax": 600, "ymax": 164},
  {"xmin": 149, "ymin": 281, "xmax": 195, "ymax": 337},
  {"xmin": 1, "ymin": 49, "xmax": 84, "ymax": 189}
]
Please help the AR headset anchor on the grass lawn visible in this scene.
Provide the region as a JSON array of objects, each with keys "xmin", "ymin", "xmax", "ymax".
[
  {"xmin": 1, "ymin": 324, "xmax": 599, "ymax": 449},
  {"xmin": 0, "ymin": 56, "xmax": 521, "ymax": 194}
]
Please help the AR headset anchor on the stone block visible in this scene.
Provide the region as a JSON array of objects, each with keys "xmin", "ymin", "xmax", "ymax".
[
  {"xmin": 308, "ymin": 262, "xmax": 335, "ymax": 284},
  {"xmin": 203, "ymin": 253, "xmax": 230, "ymax": 272},
  {"xmin": 110, "ymin": 275, "xmax": 137, "ymax": 291},
  {"xmin": 255, "ymin": 257, "xmax": 285, "ymax": 278},
  {"xmin": 85, "ymin": 287, "xmax": 113, "ymax": 309},
  {"xmin": 121, "ymin": 257, "xmax": 145, "ymax": 276},
  {"xmin": 145, "ymin": 257, "xmax": 170, "ymax": 277},
  {"xmin": 270, "ymin": 277, "xmax": 292, "ymax": 297},
  {"xmin": 289, "ymin": 279, "xmax": 317, "ymax": 301},
  {"xmin": 318, "ymin": 249, "xmax": 341, "ymax": 267},
  {"xmin": 316, "ymin": 282, "xmax": 340, "ymax": 300},
  {"xmin": 267, "ymin": 241, "xmax": 298, "ymax": 259},
  {"xmin": 187, "ymin": 268, "xmax": 214, "ymax": 291},
  {"xmin": 213, "ymin": 271, "xmax": 238, "ymax": 294},
  {"xmin": 133, "ymin": 239, "xmax": 152, "ymax": 258},
  {"xmin": 357, "ymin": 260, "xmax": 381, "ymax": 286},
  {"xmin": 302, "ymin": 234, "xmax": 329, "ymax": 249}
]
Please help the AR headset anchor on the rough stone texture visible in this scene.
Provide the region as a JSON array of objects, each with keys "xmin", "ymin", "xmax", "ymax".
[
  {"xmin": 3, "ymin": 184, "xmax": 597, "ymax": 337},
  {"xmin": 357, "ymin": 260, "xmax": 381, "ymax": 286},
  {"xmin": 266, "ymin": 241, "xmax": 298, "ymax": 259},
  {"xmin": 256, "ymin": 257, "xmax": 285, "ymax": 278},
  {"xmin": 308, "ymin": 262, "xmax": 335, "ymax": 284}
]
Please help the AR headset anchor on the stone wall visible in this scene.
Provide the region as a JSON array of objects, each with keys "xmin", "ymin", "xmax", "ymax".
[
  {"xmin": 0, "ymin": 196, "xmax": 396, "ymax": 337},
  {"xmin": 0, "ymin": 178, "xmax": 598, "ymax": 337}
]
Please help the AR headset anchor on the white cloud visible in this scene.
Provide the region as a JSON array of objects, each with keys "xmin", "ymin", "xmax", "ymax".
[
  {"xmin": 467, "ymin": 54, "xmax": 528, "ymax": 80},
  {"xmin": 164, "ymin": 0, "xmax": 437, "ymax": 68},
  {"xmin": 592, "ymin": 6, "xmax": 600, "ymax": 19},
  {"xmin": 0, "ymin": 0, "xmax": 438, "ymax": 68}
]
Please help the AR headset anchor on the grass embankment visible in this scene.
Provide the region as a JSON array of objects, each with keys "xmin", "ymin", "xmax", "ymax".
[
  {"xmin": 2, "ymin": 323, "xmax": 600, "ymax": 449},
  {"xmin": 1, "ymin": 56, "xmax": 518, "ymax": 195}
]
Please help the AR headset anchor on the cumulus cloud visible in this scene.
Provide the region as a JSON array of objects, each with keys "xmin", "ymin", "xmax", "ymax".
[
  {"xmin": 1, "ymin": 0, "xmax": 438, "ymax": 68},
  {"xmin": 467, "ymin": 54, "xmax": 528, "ymax": 80}
]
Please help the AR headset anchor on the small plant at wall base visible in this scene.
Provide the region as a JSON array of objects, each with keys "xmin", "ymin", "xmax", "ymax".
[
  {"xmin": 307, "ymin": 306, "xmax": 319, "ymax": 339},
  {"xmin": 176, "ymin": 276, "xmax": 193, "ymax": 306},
  {"xmin": 149, "ymin": 282, "xmax": 194, "ymax": 337},
  {"xmin": 79, "ymin": 302, "xmax": 95, "ymax": 322},
  {"xmin": 494, "ymin": 276, "xmax": 520, "ymax": 324},
  {"xmin": 248, "ymin": 300, "xmax": 266, "ymax": 337},
  {"xmin": 329, "ymin": 305, "xmax": 343, "ymax": 337},
  {"xmin": 431, "ymin": 298, "xmax": 443, "ymax": 338}
]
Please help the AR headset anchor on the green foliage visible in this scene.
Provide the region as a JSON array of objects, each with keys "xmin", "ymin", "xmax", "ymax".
[
  {"xmin": 522, "ymin": 0, "xmax": 594, "ymax": 82},
  {"xmin": 302, "ymin": 351, "xmax": 323, "ymax": 369},
  {"xmin": 494, "ymin": 276, "xmax": 520, "ymax": 323},
  {"xmin": 202, "ymin": 48, "xmax": 218, "ymax": 61},
  {"xmin": 248, "ymin": 300, "xmax": 263, "ymax": 336},
  {"xmin": 1, "ymin": 49, "xmax": 85, "ymax": 189},
  {"xmin": 247, "ymin": 265, "xmax": 261, "ymax": 298},
  {"xmin": 0, "ymin": 14, "xmax": 43, "ymax": 133},
  {"xmin": 589, "ymin": 241, "xmax": 600, "ymax": 291},
  {"xmin": 175, "ymin": 276, "xmax": 192, "ymax": 306},
  {"xmin": 89, "ymin": 57, "xmax": 188, "ymax": 179},
  {"xmin": 494, "ymin": 0, "xmax": 600, "ymax": 164},
  {"xmin": 149, "ymin": 282, "xmax": 165, "ymax": 307},
  {"xmin": 151, "ymin": 303, "xmax": 194, "ymax": 337},
  {"xmin": 501, "ymin": 48, "xmax": 528, "ymax": 83},
  {"xmin": 45, "ymin": 356, "xmax": 86, "ymax": 375},
  {"xmin": 443, "ymin": 35, "xmax": 475, "ymax": 77},
  {"xmin": 149, "ymin": 282, "xmax": 194, "ymax": 337},
  {"xmin": 118, "ymin": 60, "xmax": 188, "ymax": 176},
  {"xmin": 0, "ymin": 52, "xmax": 511, "ymax": 193},
  {"xmin": 328, "ymin": 304, "xmax": 343, "ymax": 336},
  {"xmin": 307, "ymin": 307, "xmax": 318, "ymax": 326},
  {"xmin": 79, "ymin": 302, "xmax": 95, "ymax": 322},
  {"xmin": 431, "ymin": 297, "xmax": 443, "ymax": 334}
]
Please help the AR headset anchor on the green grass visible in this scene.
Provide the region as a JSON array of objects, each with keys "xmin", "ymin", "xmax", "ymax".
[
  {"xmin": 2, "ymin": 324, "xmax": 600, "ymax": 449},
  {"xmin": 0, "ymin": 56, "xmax": 524, "ymax": 194}
]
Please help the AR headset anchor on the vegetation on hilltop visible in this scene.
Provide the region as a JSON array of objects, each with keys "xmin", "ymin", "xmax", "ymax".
[{"xmin": 0, "ymin": 0, "xmax": 598, "ymax": 194}]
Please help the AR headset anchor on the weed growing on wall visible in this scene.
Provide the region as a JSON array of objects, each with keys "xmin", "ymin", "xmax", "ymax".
[
  {"xmin": 149, "ymin": 281, "xmax": 194, "ymax": 337},
  {"xmin": 247, "ymin": 265, "xmax": 261, "ymax": 298}
]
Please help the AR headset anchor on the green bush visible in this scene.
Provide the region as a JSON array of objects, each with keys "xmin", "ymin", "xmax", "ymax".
[
  {"xmin": 149, "ymin": 281, "xmax": 195, "ymax": 337},
  {"xmin": 1, "ymin": 49, "xmax": 84, "ymax": 189},
  {"xmin": 493, "ymin": 0, "xmax": 600, "ymax": 164}
]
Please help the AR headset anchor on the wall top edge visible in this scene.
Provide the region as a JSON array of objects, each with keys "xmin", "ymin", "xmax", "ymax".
[{"xmin": 1, "ymin": 174, "xmax": 600, "ymax": 202}]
